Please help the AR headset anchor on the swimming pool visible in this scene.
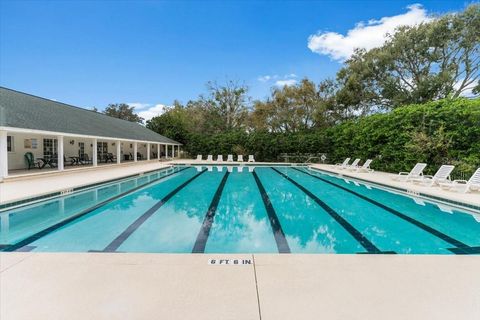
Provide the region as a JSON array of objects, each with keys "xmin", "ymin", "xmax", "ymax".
[{"xmin": 1, "ymin": 165, "xmax": 479, "ymax": 254}]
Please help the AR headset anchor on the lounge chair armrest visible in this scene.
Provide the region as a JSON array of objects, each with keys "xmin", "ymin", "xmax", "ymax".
[
  {"xmin": 422, "ymin": 175, "xmax": 433, "ymax": 179},
  {"xmin": 452, "ymin": 180, "xmax": 468, "ymax": 184},
  {"xmin": 398, "ymin": 172, "xmax": 409, "ymax": 175}
]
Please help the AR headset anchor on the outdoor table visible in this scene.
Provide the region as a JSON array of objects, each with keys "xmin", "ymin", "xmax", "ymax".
[{"xmin": 37, "ymin": 157, "xmax": 56, "ymax": 169}]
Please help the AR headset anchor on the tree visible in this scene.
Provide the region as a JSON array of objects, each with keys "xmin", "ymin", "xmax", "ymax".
[
  {"xmin": 146, "ymin": 101, "xmax": 190, "ymax": 144},
  {"xmin": 336, "ymin": 4, "xmax": 480, "ymax": 109},
  {"xmin": 104, "ymin": 103, "xmax": 144, "ymax": 124},
  {"xmin": 205, "ymin": 80, "xmax": 250, "ymax": 131}
]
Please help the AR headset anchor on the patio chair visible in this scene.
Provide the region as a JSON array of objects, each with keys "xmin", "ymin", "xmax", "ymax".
[
  {"xmin": 137, "ymin": 152, "xmax": 143, "ymax": 160},
  {"xmin": 237, "ymin": 155, "xmax": 244, "ymax": 162},
  {"xmin": 207, "ymin": 155, "xmax": 213, "ymax": 162},
  {"xmin": 355, "ymin": 159, "xmax": 374, "ymax": 173},
  {"xmin": 335, "ymin": 158, "xmax": 350, "ymax": 169},
  {"xmin": 412, "ymin": 165, "xmax": 455, "ymax": 187},
  {"xmin": 24, "ymin": 152, "xmax": 41, "ymax": 169},
  {"xmin": 392, "ymin": 163, "xmax": 427, "ymax": 182},
  {"xmin": 217, "ymin": 155, "xmax": 224, "ymax": 162},
  {"xmin": 346, "ymin": 158, "xmax": 361, "ymax": 170},
  {"xmin": 195, "ymin": 155, "xmax": 202, "ymax": 161},
  {"xmin": 64, "ymin": 155, "xmax": 74, "ymax": 166},
  {"xmin": 248, "ymin": 155, "xmax": 255, "ymax": 162},
  {"xmin": 439, "ymin": 168, "xmax": 480, "ymax": 193},
  {"xmin": 227, "ymin": 155, "xmax": 234, "ymax": 162},
  {"xmin": 81, "ymin": 154, "xmax": 93, "ymax": 165}
]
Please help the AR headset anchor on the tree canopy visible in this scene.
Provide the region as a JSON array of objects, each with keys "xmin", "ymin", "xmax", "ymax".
[{"xmin": 100, "ymin": 103, "xmax": 145, "ymax": 124}]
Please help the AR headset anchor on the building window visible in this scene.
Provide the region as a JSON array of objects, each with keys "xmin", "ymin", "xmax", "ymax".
[
  {"xmin": 43, "ymin": 138, "xmax": 58, "ymax": 158},
  {"xmin": 7, "ymin": 136, "xmax": 13, "ymax": 152},
  {"xmin": 31, "ymin": 138, "xmax": 38, "ymax": 149}
]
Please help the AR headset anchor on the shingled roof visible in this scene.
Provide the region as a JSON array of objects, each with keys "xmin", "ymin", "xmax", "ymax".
[{"xmin": 0, "ymin": 87, "xmax": 180, "ymax": 144}]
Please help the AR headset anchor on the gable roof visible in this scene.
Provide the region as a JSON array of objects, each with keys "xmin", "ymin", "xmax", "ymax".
[{"xmin": 0, "ymin": 87, "xmax": 180, "ymax": 144}]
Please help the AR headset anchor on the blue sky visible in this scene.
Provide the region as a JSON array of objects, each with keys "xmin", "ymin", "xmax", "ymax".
[{"xmin": 0, "ymin": 0, "xmax": 472, "ymax": 119}]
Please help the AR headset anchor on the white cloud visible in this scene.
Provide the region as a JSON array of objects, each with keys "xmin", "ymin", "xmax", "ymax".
[
  {"xmin": 275, "ymin": 79, "xmax": 298, "ymax": 87},
  {"xmin": 258, "ymin": 75, "xmax": 279, "ymax": 82},
  {"xmin": 128, "ymin": 102, "xmax": 151, "ymax": 110},
  {"xmin": 307, "ymin": 4, "xmax": 431, "ymax": 61},
  {"xmin": 137, "ymin": 104, "xmax": 169, "ymax": 121}
]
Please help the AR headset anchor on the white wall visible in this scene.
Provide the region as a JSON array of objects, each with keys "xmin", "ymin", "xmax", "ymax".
[{"xmin": 7, "ymin": 133, "xmax": 93, "ymax": 170}]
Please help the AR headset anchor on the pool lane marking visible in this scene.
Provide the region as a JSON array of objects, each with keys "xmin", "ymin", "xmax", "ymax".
[
  {"xmin": 292, "ymin": 167, "xmax": 470, "ymax": 251},
  {"xmin": 2, "ymin": 167, "xmax": 191, "ymax": 252},
  {"xmin": 448, "ymin": 246, "xmax": 480, "ymax": 255},
  {"xmin": 103, "ymin": 169, "xmax": 208, "ymax": 252},
  {"xmin": 192, "ymin": 172, "xmax": 230, "ymax": 253},
  {"xmin": 252, "ymin": 171, "xmax": 291, "ymax": 254},
  {"xmin": 270, "ymin": 167, "xmax": 381, "ymax": 254}
]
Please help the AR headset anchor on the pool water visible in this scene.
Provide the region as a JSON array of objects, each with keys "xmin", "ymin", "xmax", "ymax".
[{"xmin": 1, "ymin": 166, "xmax": 479, "ymax": 254}]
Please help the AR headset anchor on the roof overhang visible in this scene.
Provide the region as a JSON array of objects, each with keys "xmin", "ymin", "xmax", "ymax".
[{"xmin": 0, "ymin": 126, "xmax": 182, "ymax": 145}]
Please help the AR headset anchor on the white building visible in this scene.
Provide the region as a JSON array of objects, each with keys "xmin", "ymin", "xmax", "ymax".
[{"xmin": 0, "ymin": 87, "xmax": 181, "ymax": 180}]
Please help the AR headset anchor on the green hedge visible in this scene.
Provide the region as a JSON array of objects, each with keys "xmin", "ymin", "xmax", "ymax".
[{"xmin": 182, "ymin": 98, "xmax": 480, "ymax": 175}]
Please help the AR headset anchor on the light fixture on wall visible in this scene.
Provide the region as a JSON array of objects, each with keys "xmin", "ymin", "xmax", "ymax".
[{"xmin": 69, "ymin": 140, "xmax": 74, "ymax": 145}]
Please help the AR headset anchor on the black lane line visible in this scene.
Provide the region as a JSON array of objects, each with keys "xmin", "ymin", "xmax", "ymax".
[
  {"xmin": 271, "ymin": 167, "xmax": 381, "ymax": 254},
  {"xmin": 2, "ymin": 167, "xmax": 190, "ymax": 252},
  {"xmin": 192, "ymin": 172, "xmax": 230, "ymax": 253},
  {"xmin": 293, "ymin": 167, "xmax": 470, "ymax": 252},
  {"xmin": 252, "ymin": 171, "xmax": 291, "ymax": 253},
  {"xmin": 448, "ymin": 246, "xmax": 480, "ymax": 255},
  {"xmin": 103, "ymin": 169, "xmax": 207, "ymax": 252}
]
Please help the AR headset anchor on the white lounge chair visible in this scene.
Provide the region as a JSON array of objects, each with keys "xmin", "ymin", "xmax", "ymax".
[
  {"xmin": 392, "ymin": 163, "xmax": 427, "ymax": 182},
  {"xmin": 217, "ymin": 155, "xmax": 223, "ymax": 162},
  {"xmin": 227, "ymin": 155, "xmax": 233, "ymax": 162},
  {"xmin": 237, "ymin": 155, "xmax": 244, "ymax": 162},
  {"xmin": 206, "ymin": 155, "xmax": 213, "ymax": 162},
  {"xmin": 335, "ymin": 158, "xmax": 350, "ymax": 169},
  {"xmin": 195, "ymin": 155, "xmax": 202, "ymax": 161},
  {"xmin": 355, "ymin": 159, "xmax": 373, "ymax": 173},
  {"xmin": 346, "ymin": 158, "xmax": 360, "ymax": 170},
  {"xmin": 439, "ymin": 168, "xmax": 480, "ymax": 193},
  {"xmin": 412, "ymin": 165, "xmax": 454, "ymax": 187},
  {"xmin": 248, "ymin": 155, "xmax": 255, "ymax": 162}
]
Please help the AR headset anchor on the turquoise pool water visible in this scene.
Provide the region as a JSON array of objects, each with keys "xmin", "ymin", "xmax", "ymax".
[{"xmin": 1, "ymin": 165, "xmax": 479, "ymax": 254}]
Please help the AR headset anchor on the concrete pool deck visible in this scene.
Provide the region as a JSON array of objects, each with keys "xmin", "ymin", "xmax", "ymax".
[
  {"xmin": 309, "ymin": 164, "xmax": 480, "ymax": 209},
  {"xmin": 0, "ymin": 160, "xmax": 172, "ymax": 205},
  {"xmin": 1, "ymin": 252, "xmax": 479, "ymax": 320}
]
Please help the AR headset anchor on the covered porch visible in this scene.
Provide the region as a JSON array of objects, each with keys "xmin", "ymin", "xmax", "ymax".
[{"xmin": 0, "ymin": 128, "xmax": 182, "ymax": 180}]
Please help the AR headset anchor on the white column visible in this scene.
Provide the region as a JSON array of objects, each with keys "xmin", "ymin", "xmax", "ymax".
[
  {"xmin": 147, "ymin": 143, "xmax": 150, "ymax": 161},
  {"xmin": 134, "ymin": 142, "xmax": 138, "ymax": 162},
  {"xmin": 157, "ymin": 144, "xmax": 160, "ymax": 160},
  {"xmin": 57, "ymin": 136, "xmax": 64, "ymax": 171},
  {"xmin": 0, "ymin": 130, "xmax": 8, "ymax": 180},
  {"xmin": 165, "ymin": 144, "xmax": 168, "ymax": 159},
  {"xmin": 116, "ymin": 140, "xmax": 121, "ymax": 164},
  {"xmin": 92, "ymin": 138, "xmax": 98, "ymax": 167}
]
